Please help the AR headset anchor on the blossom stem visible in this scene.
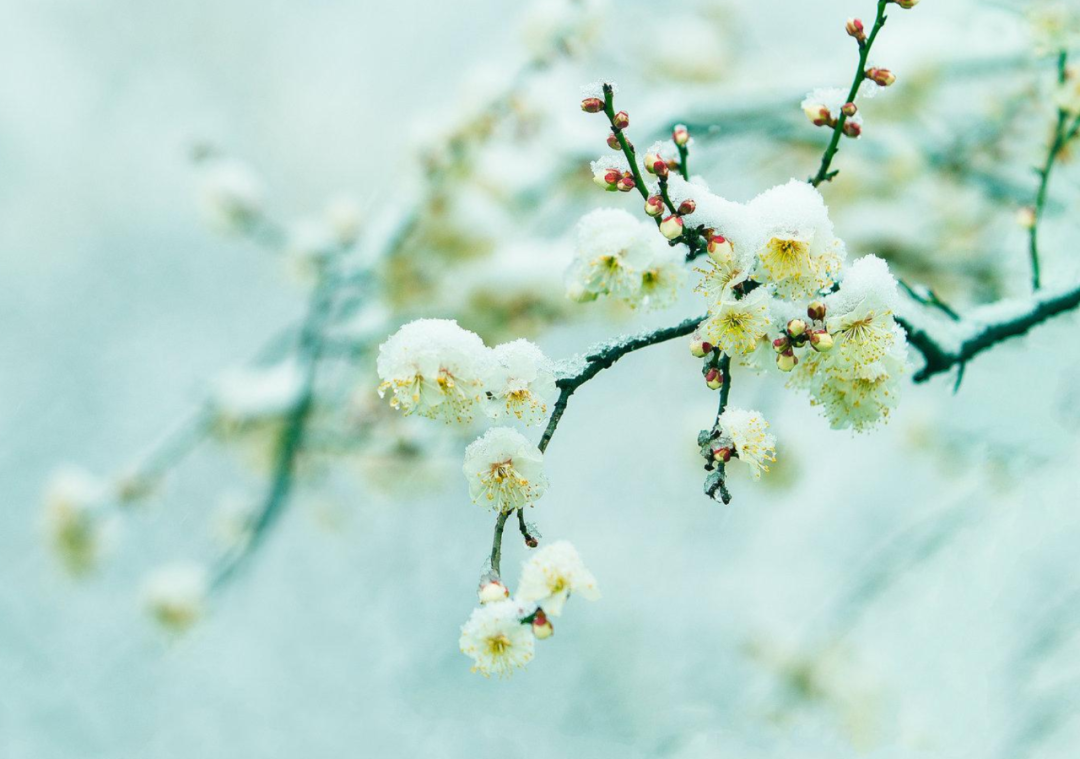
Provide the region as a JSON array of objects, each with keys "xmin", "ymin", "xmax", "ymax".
[
  {"xmin": 1029, "ymin": 50, "xmax": 1077, "ymax": 291},
  {"xmin": 898, "ymin": 282, "xmax": 1080, "ymax": 383},
  {"xmin": 516, "ymin": 508, "xmax": 536, "ymax": 546},
  {"xmin": 809, "ymin": 0, "xmax": 889, "ymax": 187},
  {"xmin": 602, "ymin": 83, "xmax": 650, "ymax": 202},
  {"xmin": 490, "ymin": 510, "xmax": 511, "ymax": 577},
  {"xmin": 677, "ymin": 143, "xmax": 690, "ymax": 181}
]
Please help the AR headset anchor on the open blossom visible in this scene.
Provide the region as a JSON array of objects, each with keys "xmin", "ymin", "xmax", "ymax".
[
  {"xmin": 825, "ymin": 255, "xmax": 904, "ymax": 377},
  {"xmin": 142, "ymin": 562, "xmax": 209, "ymax": 632},
  {"xmin": 716, "ymin": 409, "xmax": 776, "ymax": 479},
  {"xmin": 516, "ymin": 540, "xmax": 600, "ymax": 617},
  {"xmin": 699, "ymin": 287, "xmax": 773, "ymax": 356},
  {"xmin": 485, "ymin": 339, "xmax": 558, "ymax": 425},
  {"xmin": 748, "ymin": 180, "xmax": 845, "ymax": 299},
  {"xmin": 459, "ymin": 599, "xmax": 535, "ymax": 678},
  {"xmin": 566, "ymin": 208, "xmax": 643, "ymax": 303},
  {"xmin": 624, "ymin": 232, "xmax": 687, "ymax": 309},
  {"xmin": 377, "ymin": 319, "xmax": 492, "ymax": 423},
  {"xmin": 462, "ymin": 427, "xmax": 548, "ymax": 512},
  {"xmin": 43, "ymin": 467, "xmax": 109, "ymax": 575},
  {"xmin": 811, "ymin": 336, "xmax": 907, "ymax": 431}
]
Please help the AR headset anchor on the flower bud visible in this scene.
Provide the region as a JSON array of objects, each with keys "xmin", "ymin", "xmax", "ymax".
[
  {"xmin": 690, "ymin": 339, "xmax": 714, "ymax": 358},
  {"xmin": 772, "ymin": 336, "xmax": 790, "ymax": 353},
  {"xmin": 1017, "ymin": 206, "xmax": 1037, "ymax": 229},
  {"xmin": 787, "ymin": 319, "xmax": 807, "ymax": 337},
  {"xmin": 581, "ymin": 97, "xmax": 604, "ymax": 113},
  {"xmin": 652, "ymin": 159, "xmax": 670, "ymax": 178},
  {"xmin": 803, "ymin": 103, "xmax": 832, "ymax": 127},
  {"xmin": 643, "ymin": 151, "xmax": 662, "ymax": 174},
  {"xmin": 842, "ymin": 120, "xmax": 862, "ymax": 139},
  {"xmin": 867, "ymin": 67, "xmax": 896, "ymax": 87},
  {"xmin": 807, "ymin": 301, "xmax": 826, "ymax": 321},
  {"xmin": 705, "ymin": 367, "xmax": 724, "ymax": 390},
  {"xmin": 613, "ymin": 111, "xmax": 630, "ymax": 129},
  {"xmin": 525, "ymin": 536, "xmax": 539, "ymax": 548},
  {"xmin": 642, "ymin": 196, "xmax": 664, "ymax": 218},
  {"xmin": 846, "ymin": 18, "xmax": 866, "ymax": 42},
  {"xmin": 712, "ymin": 446, "xmax": 732, "ymax": 463},
  {"xmin": 659, "ymin": 215, "xmax": 684, "ymax": 240},
  {"xmin": 895, "ymin": 0, "xmax": 919, "ymax": 8},
  {"xmin": 672, "ymin": 125, "xmax": 690, "ymax": 146},
  {"xmin": 532, "ymin": 610, "xmax": 554, "ymax": 639},
  {"xmin": 678, "ymin": 199, "xmax": 696, "ymax": 216},
  {"xmin": 810, "ymin": 330, "xmax": 834, "ymax": 353},
  {"xmin": 616, "ymin": 173, "xmax": 636, "ymax": 193},
  {"xmin": 707, "ymin": 235, "xmax": 733, "ymax": 264},
  {"xmin": 841, "ymin": 102, "xmax": 858, "ymax": 117},
  {"xmin": 606, "ymin": 133, "xmax": 621, "ymax": 151},
  {"xmin": 776, "ymin": 349, "xmax": 798, "ymax": 373},
  {"xmin": 478, "ymin": 579, "xmax": 510, "ymax": 604}
]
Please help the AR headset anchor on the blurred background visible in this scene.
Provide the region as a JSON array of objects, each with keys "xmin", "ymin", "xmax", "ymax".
[{"xmin": 3, "ymin": 0, "xmax": 1080, "ymax": 757}]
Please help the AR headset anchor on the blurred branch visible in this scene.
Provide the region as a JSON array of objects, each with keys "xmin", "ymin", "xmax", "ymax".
[
  {"xmin": 899, "ymin": 282, "xmax": 1080, "ymax": 383},
  {"xmin": 211, "ymin": 264, "xmax": 339, "ymax": 589},
  {"xmin": 1029, "ymin": 51, "xmax": 1080, "ymax": 291}
]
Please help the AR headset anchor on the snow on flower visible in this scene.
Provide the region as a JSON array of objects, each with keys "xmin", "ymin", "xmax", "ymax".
[
  {"xmin": 142, "ymin": 562, "xmax": 209, "ymax": 632},
  {"xmin": 716, "ymin": 409, "xmax": 777, "ymax": 480},
  {"xmin": 624, "ymin": 230, "xmax": 687, "ymax": 309},
  {"xmin": 462, "ymin": 427, "xmax": 548, "ymax": 512},
  {"xmin": 377, "ymin": 319, "xmax": 492, "ymax": 423},
  {"xmin": 825, "ymin": 255, "xmax": 904, "ymax": 378},
  {"xmin": 699, "ymin": 287, "xmax": 773, "ymax": 356},
  {"xmin": 516, "ymin": 540, "xmax": 600, "ymax": 617},
  {"xmin": 485, "ymin": 339, "xmax": 558, "ymax": 425},
  {"xmin": 811, "ymin": 335, "xmax": 908, "ymax": 431},
  {"xmin": 459, "ymin": 599, "xmax": 535, "ymax": 678},
  {"xmin": 747, "ymin": 180, "xmax": 845, "ymax": 299},
  {"xmin": 43, "ymin": 467, "xmax": 109, "ymax": 575},
  {"xmin": 566, "ymin": 207, "xmax": 643, "ymax": 303}
]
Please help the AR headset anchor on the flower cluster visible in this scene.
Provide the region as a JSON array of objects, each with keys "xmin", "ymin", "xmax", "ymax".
[
  {"xmin": 460, "ymin": 541, "xmax": 598, "ymax": 677},
  {"xmin": 565, "ymin": 208, "xmax": 686, "ymax": 310},
  {"xmin": 376, "ymin": 319, "xmax": 557, "ymax": 426}
]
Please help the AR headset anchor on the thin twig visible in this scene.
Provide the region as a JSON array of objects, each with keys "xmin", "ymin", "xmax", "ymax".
[{"xmin": 809, "ymin": 0, "xmax": 889, "ymax": 187}]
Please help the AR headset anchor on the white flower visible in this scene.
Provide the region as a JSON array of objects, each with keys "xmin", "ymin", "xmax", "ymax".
[
  {"xmin": 811, "ymin": 335, "xmax": 908, "ymax": 431},
  {"xmin": 142, "ymin": 562, "xmax": 209, "ymax": 632},
  {"xmin": 825, "ymin": 255, "xmax": 903, "ymax": 377},
  {"xmin": 517, "ymin": 540, "xmax": 600, "ymax": 617},
  {"xmin": 699, "ymin": 287, "xmax": 773, "ymax": 356},
  {"xmin": 1028, "ymin": 2, "xmax": 1080, "ymax": 56},
  {"xmin": 485, "ymin": 340, "xmax": 558, "ymax": 426},
  {"xmin": 624, "ymin": 232, "xmax": 686, "ymax": 310},
  {"xmin": 377, "ymin": 319, "xmax": 493, "ymax": 423},
  {"xmin": 462, "ymin": 427, "xmax": 548, "ymax": 512},
  {"xmin": 199, "ymin": 159, "xmax": 263, "ymax": 234},
  {"xmin": 566, "ymin": 208, "xmax": 642, "ymax": 302},
  {"xmin": 716, "ymin": 409, "xmax": 776, "ymax": 480},
  {"xmin": 747, "ymin": 180, "xmax": 845, "ymax": 299},
  {"xmin": 43, "ymin": 467, "xmax": 108, "ymax": 575},
  {"xmin": 459, "ymin": 599, "xmax": 535, "ymax": 678}
]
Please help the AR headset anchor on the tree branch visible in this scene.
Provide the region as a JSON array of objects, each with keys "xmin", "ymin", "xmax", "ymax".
[{"xmin": 899, "ymin": 283, "xmax": 1080, "ymax": 383}]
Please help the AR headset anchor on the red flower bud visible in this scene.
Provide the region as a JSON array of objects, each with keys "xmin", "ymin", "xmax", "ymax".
[
  {"xmin": 606, "ymin": 134, "xmax": 621, "ymax": 150},
  {"xmin": 678, "ymin": 199, "xmax": 696, "ymax": 216},
  {"xmin": 613, "ymin": 111, "xmax": 630, "ymax": 129},
  {"xmin": 645, "ymin": 195, "xmax": 665, "ymax": 217},
  {"xmin": 581, "ymin": 97, "xmax": 604, "ymax": 113},
  {"xmin": 672, "ymin": 125, "xmax": 690, "ymax": 146},
  {"xmin": 842, "ymin": 120, "xmax": 862, "ymax": 138},
  {"xmin": 866, "ymin": 67, "xmax": 896, "ymax": 87},
  {"xmin": 846, "ymin": 18, "xmax": 866, "ymax": 42}
]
